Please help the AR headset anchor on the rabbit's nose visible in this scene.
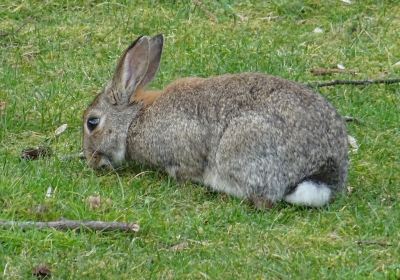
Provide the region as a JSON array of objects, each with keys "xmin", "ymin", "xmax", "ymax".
[
  {"xmin": 87, "ymin": 151, "xmax": 112, "ymax": 169},
  {"xmin": 97, "ymin": 157, "xmax": 112, "ymax": 169},
  {"xmin": 85, "ymin": 151, "xmax": 100, "ymax": 167}
]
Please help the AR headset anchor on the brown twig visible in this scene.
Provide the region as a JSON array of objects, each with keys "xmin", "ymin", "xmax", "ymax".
[
  {"xmin": 308, "ymin": 78, "xmax": 400, "ymax": 88},
  {"xmin": 355, "ymin": 240, "xmax": 392, "ymax": 247},
  {"xmin": 310, "ymin": 68, "xmax": 357, "ymax": 76},
  {"xmin": 0, "ymin": 220, "xmax": 139, "ymax": 233}
]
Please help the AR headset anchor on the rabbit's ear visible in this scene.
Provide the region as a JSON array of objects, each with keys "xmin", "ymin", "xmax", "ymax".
[
  {"xmin": 111, "ymin": 36, "xmax": 150, "ymax": 104},
  {"xmin": 139, "ymin": 34, "xmax": 164, "ymax": 87}
]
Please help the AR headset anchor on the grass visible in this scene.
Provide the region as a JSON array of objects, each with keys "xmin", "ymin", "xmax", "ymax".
[{"xmin": 1, "ymin": 0, "xmax": 399, "ymax": 279}]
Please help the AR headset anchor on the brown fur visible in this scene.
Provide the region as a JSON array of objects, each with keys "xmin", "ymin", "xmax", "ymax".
[
  {"xmin": 164, "ymin": 77, "xmax": 205, "ymax": 93},
  {"xmin": 132, "ymin": 77, "xmax": 205, "ymax": 106},
  {"xmin": 132, "ymin": 88, "xmax": 162, "ymax": 106}
]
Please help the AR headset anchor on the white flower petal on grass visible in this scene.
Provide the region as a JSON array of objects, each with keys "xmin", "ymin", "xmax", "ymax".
[
  {"xmin": 393, "ymin": 61, "xmax": 400, "ymax": 67},
  {"xmin": 341, "ymin": 0, "xmax": 352, "ymax": 4},
  {"xmin": 55, "ymin": 123, "xmax": 68, "ymax": 136},
  {"xmin": 348, "ymin": 135, "xmax": 359, "ymax": 153},
  {"xmin": 337, "ymin": 64, "xmax": 346, "ymax": 70},
  {"xmin": 313, "ymin": 27, "xmax": 324, "ymax": 33},
  {"xmin": 45, "ymin": 187, "xmax": 53, "ymax": 199}
]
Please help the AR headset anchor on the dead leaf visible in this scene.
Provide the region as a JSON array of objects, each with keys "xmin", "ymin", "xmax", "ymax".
[
  {"xmin": 169, "ymin": 241, "xmax": 189, "ymax": 252},
  {"xmin": 260, "ymin": 15, "xmax": 280, "ymax": 21},
  {"xmin": 45, "ymin": 187, "xmax": 54, "ymax": 199},
  {"xmin": 87, "ymin": 195, "xmax": 101, "ymax": 209},
  {"xmin": 328, "ymin": 231, "xmax": 341, "ymax": 240},
  {"xmin": 86, "ymin": 195, "xmax": 112, "ymax": 210},
  {"xmin": 341, "ymin": 0, "xmax": 352, "ymax": 4},
  {"xmin": 0, "ymin": 101, "xmax": 6, "ymax": 112},
  {"xmin": 236, "ymin": 14, "xmax": 248, "ymax": 22},
  {"xmin": 32, "ymin": 264, "xmax": 51, "ymax": 279},
  {"xmin": 347, "ymin": 186, "xmax": 354, "ymax": 194},
  {"xmin": 21, "ymin": 146, "xmax": 52, "ymax": 160},
  {"xmin": 313, "ymin": 27, "xmax": 324, "ymax": 33},
  {"xmin": 337, "ymin": 64, "xmax": 345, "ymax": 70},
  {"xmin": 393, "ymin": 61, "xmax": 400, "ymax": 68},
  {"xmin": 348, "ymin": 135, "xmax": 359, "ymax": 153},
  {"xmin": 54, "ymin": 123, "xmax": 68, "ymax": 136},
  {"xmin": 23, "ymin": 50, "xmax": 40, "ymax": 61},
  {"xmin": 31, "ymin": 204, "xmax": 49, "ymax": 215}
]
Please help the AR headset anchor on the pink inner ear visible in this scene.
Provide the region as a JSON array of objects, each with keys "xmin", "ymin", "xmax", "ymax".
[
  {"xmin": 123, "ymin": 52, "xmax": 134, "ymax": 89},
  {"xmin": 125, "ymin": 68, "xmax": 132, "ymax": 89}
]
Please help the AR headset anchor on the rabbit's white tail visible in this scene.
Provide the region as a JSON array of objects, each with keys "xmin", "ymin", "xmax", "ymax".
[{"xmin": 284, "ymin": 181, "xmax": 331, "ymax": 207}]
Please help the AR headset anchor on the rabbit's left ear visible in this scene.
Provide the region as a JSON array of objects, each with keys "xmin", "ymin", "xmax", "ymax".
[{"xmin": 109, "ymin": 34, "xmax": 164, "ymax": 105}]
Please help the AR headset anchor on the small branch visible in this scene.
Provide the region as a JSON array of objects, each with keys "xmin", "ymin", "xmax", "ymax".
[
  {"xmin": 308, "ymin": 78, "xmax": 400, "ymax": 88},
  {"xmin": 355, "ymin": 240, "xmax": 391, "ymax": 247},
  {"xmin": 0, "ymin": 220, "xmax": 139, "ymax": 233},
  {"xmin": 310, "ymin": 67, "xmax": 357, "ymax": 76}
]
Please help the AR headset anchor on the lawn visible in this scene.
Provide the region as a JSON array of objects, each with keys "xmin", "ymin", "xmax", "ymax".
[{"xmin": 1, "ymin": 0, "xmax": 399, "ymax": 279}]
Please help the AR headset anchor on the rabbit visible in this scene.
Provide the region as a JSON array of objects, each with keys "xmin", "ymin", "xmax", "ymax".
[{"xmin": 83, "ymin": 34, "xmax": 348, "ymax": 209}]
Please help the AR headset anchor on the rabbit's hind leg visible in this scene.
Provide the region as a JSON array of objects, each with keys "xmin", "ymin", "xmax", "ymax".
[{"xmin": 214, "ymin": 115, "xmax": 292, "ymax": 209}]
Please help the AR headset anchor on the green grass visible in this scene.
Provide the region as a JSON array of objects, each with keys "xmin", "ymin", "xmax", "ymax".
[{"xmin": 1, "ymin": 0, "xmax": 399, "ymax": 279}]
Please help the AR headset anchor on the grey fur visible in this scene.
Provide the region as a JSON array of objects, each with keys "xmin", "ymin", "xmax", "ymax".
[{"xmin": 83, "ymin": 35, "xmax": 348, "ymax": 207}]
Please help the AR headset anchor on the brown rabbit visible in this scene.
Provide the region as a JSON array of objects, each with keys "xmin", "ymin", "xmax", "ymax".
[{"xmin": 83, "ymin": 34, "xmax": 348, "ymax": 209}]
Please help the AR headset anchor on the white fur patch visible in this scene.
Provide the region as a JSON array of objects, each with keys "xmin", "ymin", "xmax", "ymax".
[{"xmin": 284, "ymin": 181, "xmax": 332, "ymax": 207}]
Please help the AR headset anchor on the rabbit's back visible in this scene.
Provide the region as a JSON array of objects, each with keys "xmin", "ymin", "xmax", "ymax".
[{"xmin": 157, "ymin": 73, "xmax": 337, "ymax": 124}]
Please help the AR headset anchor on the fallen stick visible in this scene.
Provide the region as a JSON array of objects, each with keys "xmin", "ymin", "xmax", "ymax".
[
  {"xmin": 0, "ymin": 220, "xmax": 139, "ymax": 233},
  {"xmin": 308, "ymin": 78, "xmax": 400, "ymax": 88},
  {"xmin": 355, "ymin": 240, "xmax": 391, "ymax": 247},
  {"xmin": 310, "ymin": 67, "xmax": 357, "ymax": 76}
]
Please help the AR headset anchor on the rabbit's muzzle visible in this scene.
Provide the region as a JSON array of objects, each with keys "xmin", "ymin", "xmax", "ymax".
[{"xmin": 85, "ymin": 151, "xmax": 113, "ymax": 169}]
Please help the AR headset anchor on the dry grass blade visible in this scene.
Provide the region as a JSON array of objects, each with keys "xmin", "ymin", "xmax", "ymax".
[
  {"xmin": 0, "ymin": 101, "xmax": 6, "ymax": 112},
  {"xmin": 169, "ymin": 241, "xmax": 189, "ymax": 252}
]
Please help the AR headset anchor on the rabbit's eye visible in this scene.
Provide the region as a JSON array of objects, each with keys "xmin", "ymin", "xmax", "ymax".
[{"xmin": 87, "ymin": 117, "xmax": 100, "ymax": 131}]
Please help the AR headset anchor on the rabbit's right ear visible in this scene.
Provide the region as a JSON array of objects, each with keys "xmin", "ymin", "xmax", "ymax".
[
  {"xmin": 110, "ymin": 36, "xmax": 151, "ymax": 105},
  {"xmin": 139, "ymin": 34, "xmax": 163, "ymax": 87}
]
